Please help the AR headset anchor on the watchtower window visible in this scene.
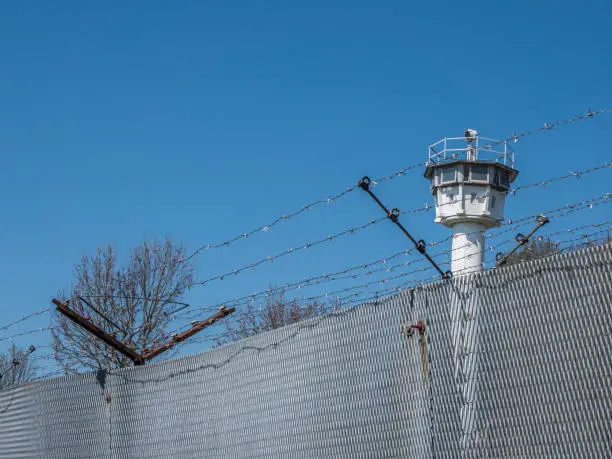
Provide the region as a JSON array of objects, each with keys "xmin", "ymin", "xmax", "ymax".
[
  {"xmin": 498, "ymin": 170, "xmax": 510, "ymax": 188},
  {"xmin": 440, "ymin": 166, "xmax": 457, "ymax": 184},
  {"xmin": 470, "ymin": 165, "xmax": 489, "ymax": 182}
]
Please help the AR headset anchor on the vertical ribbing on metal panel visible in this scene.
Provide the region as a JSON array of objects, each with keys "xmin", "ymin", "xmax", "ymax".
[
  {"xmin": 0, "ymin": 244, "xmax": 609, "ymax": 458},
  {"xmin": 0, "ymin": 383, "xmax": 39, "ymax": 457}
]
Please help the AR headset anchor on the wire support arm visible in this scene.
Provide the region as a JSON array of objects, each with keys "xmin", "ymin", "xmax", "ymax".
[
  {"xmin": 358, "ymin": 176, "xmax": 452, "ymax": 280},
  {"xmin": 0, "ymin": 345, "xmax": 36, "ymax": 382},
  {"xmin": 495, "ymin": 214, "xmax": 550, "ymax": 266}
]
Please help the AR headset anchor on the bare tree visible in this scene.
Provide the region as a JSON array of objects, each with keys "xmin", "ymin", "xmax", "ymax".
[
  {"xmin": 52, "ymin": 238, "xmax": 194, "ymax": 373},
  {"xmin": 0, "ymin": 344, "xmax": 36, "ymax": 390},
  {"xmin": 505, "ymin": 237, "xmax": 561, "ymax": 265},
  {"xmin": 217, "ymin": 291, "xmax": 337, "ymax": 345}
]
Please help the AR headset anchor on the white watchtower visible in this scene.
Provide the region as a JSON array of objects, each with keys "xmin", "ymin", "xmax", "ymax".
[{"xmin": 424, "ymin": 130, "xmax": 518, "ymax": 274}]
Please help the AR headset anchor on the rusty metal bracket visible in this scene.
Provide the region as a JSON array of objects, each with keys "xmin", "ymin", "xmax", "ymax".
[
  {"xmin": 358, "ymin": 176, "xmax": 452, "ymax": 280},
  {"xmin": 406, "ymin": 321, "xmax": 426, "ymax": 337},
  {"xmin": 496, "ymin": 214, "xmax": 550, "ymax": 266},
  {"xmin": 141, "ymin": 306, "xmax": 235, "ymax": 361},
  {"xmin": 53, "ymin": 298, "xmax": 146, "ymax": 365},
  {"xmin": 403, "ymin": 320, "xmax": 429, "ymax": 382},
  {"xmin": 53, "ymin": 299, "xmax": 235, "ymax": 366}
]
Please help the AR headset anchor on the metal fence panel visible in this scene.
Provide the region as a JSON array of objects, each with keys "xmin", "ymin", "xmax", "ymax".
[
  {"xmin": 0, "ymin": 383, "xmax": 39, "ymax": 457},
  {"xmin": 476, "ymin": 245, "xmax": 612, "ymax": 458},
  {"xmin": 109, "ymin": 292, "xmax": 422, "ymax": 458},
  {"xmin": 0, "ymin": 244, "xmax": 610, "ymax": 458},
  {"xmin": 412, "ymin": 244, "xmax": 612, "ymax": 458},
  {"xmin": 36, "ymin": 372, "xmax": 111, "ymax": 458}
]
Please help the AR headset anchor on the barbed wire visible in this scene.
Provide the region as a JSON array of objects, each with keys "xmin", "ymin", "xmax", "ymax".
[
  {"xmin": 184, "ymin": 160, "xmax": 424, "ymax": 261},
  {"xmin": 483, "ymin": 220, "xmax": 611, "ymax": 262},
  {"xmin": 191, "ymin": 216, "xmax": 388, "ymax": 287},
  {"xmin": 186, "ymin": 158, "xmax": 609, "ymax": 265},
  {"xmin": 0, "ymin": 188, "xmax": 608, "ymax": 345},
  {"xmin": 327, "ymin": 227, "xmax": 610, "ymax": 308},
  {"xmin": 482, "ymin": 108, "xmax": 612, "ymax": 149},
  {"xmin": 462, "ymin": 222, "xmax": 611, "ymax": 270},
  {"xmin": 165, "ymin": 110, "xmax": 612, "ymax": 338},
  {"xmin": 280, "ymin": 223, "xmax": 611, "ymax": 310},
  {"xmin": 0, "ymin": 308, "xmax": 53, "ymax": 334},
  {"xmin": 189, "ymin": 227, "xmax": 611, "ymax": 347},
  {"xmin": 0, "ymin": 161, "xmax": 608, "ymax": 345},
  {"xmin": 178, "ymin": 231, "xmax": 502, "ymax": 320},
  {"xmin": 0, "ymin": 328, "xmax": 54, "ymax": 344},
  {"xmin": 185, "ymin": 110, "xmax": 611, "ymax": 260},
  {"xmin": 77, "ymin": 295, "xmax": 190, "ymax": 308},
  {"xmin": 2, "ymin": 160, "xmax": 606, "ymax": 339},
  {"xmin": 184, "ymin": 184, "xmax": 361, "ymax": 261},
  {"xmin": 189, "ymin": 165, "xmax": 609, "ymax": 290},
  {"xmin": 186, "ymin": 278, "xmax": 420, "ymax": 346},
  {"xmin": 177, "ymin": 207, "xmax": 610, "ymax": 321},
  {"xmin": 190, "ymin": 191, "xmax": 611, "ymax": 316},
  {"xmin": 35, "ymin": 227, "xmax": 612, "ymax": 368},
  {"xmin": 505, "ymin": 192, "xmax": 610, "ymax": 226},
  {"xmin": 107, "ymin": 191, "xmax": 612, "ymax": 327},
  {"xmin": 2, "ymin": 109, "xmax": 609, "ymax": 379},
  {"xmin": 191, "ymin": 223, "xmax": 612, "ymax": 344},
  {"xmin": 510, "ymin": 163, "xmax": 611, "ymax": 194},
  {"xmin": 92, "ymin": 207, "xmax": 609, "ymax": 336},
  {"xmin": 9, "ymin": 227, "xmax": 610, "ymax": 378},
  {"xmin": 165, "ymin": 205, "xmax": 605, "ymax": 330},
  {"xmin": 0, "ymin": 298, "xmax": 187, "ymax": 343},
  {"xmin": 24, "ymin": 227, "xmax": 612, "ymax": 373}
]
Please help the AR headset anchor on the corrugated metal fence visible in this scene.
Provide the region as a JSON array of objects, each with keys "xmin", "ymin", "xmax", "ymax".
[{"xmin": 0, "ymin": 244, "xmax": 610, "ymax": 458}]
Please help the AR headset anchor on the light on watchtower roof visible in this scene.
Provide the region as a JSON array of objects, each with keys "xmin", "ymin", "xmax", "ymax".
[{"xmin": 424, "ymin": 131, "xmax": 518, "ymax": 275}]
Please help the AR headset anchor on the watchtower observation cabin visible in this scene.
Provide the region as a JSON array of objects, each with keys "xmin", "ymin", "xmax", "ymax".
[{"xmin": 424, "ymin": 131, "xmax": 518, "ymax": 274}]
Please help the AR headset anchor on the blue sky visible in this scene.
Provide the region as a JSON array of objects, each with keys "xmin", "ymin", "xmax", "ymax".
[{"xmin": 0, "ymin": 1, "xmax": 610, "ymax": 373}]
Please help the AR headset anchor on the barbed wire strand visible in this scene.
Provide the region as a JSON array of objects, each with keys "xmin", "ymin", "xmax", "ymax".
[
  {"xmin": 257, "ymin": 225, "xmax": 611, "ymax": 312},
  {"xmin": 184, "ymin": 183, "xmax": 362, "ymax": 261},
  {"xmin": 0, "ymin": 328, "xmax": 54, "ymax": 344},
  {"xmin": 0, "ymin": 189, "xmax": 608, "ymax": 344},
  {"xmin": 1, "ymin": 161, "xmax": 607, "ymax": 338},
  {"xmin": 6, "ymin": 225, "xmax": 609, "ymax": 374},
  {"xmin": 185, "ymin": 109, "xmax": 611, "ymax": 259},
  {"xmin": 188, "ymin": 223, "xmax": 611, "ymax": 345},
  {"xmin": 170, "ymin": 191, "xmax": 612, "ymax": 319},
  {"xmin": 176, "ymin": 210, "xmax": 610, "ymax": 321},
  {"xmin": 192, "ymin": 216, "xmax": 387, "ymax": 287},
  {"xmin": 0, "ymin": 308, "xmax": 53, "ymax": 334},
  {"xmin": 54, "ymin": 223, "xmax": 612, "ymax": 357},
  {"xmin": 482, "ymin": 108, "xmax": 612, "ymax": 149},
  {"xmin": 0, "ymin": 166, "xmax": 609, "ymax": 344},
  {"xmin": 60, "ymin": 192, "xmax": 612, "ymax": 330},
  {"xmin": 189, "ymin": 165, "xmax": 610, "ymax": 289}
]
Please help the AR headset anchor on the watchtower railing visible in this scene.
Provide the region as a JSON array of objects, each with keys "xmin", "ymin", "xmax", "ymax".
[{"xmin": 427, "ymin": 136, "xmax": 515, "ymax": 168}]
